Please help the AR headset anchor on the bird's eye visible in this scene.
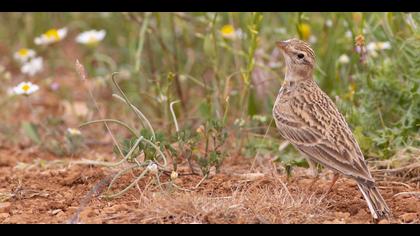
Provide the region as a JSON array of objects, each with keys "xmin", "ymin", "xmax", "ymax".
[{"xmin": 297, "ymin": 53, "xmax": 305, "ymax": 59}]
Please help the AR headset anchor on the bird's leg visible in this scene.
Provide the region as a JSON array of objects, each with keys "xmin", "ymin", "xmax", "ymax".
[
  {"xmin": 309, "ymin": 175, "xmax": 320, "ymax": 191},
  {"xmin": 326, "ymin": 173, "xmax": 340, "ymax": 194},
  {"xmin": 307, "ymin": 158, "xmax": 319, "ymax": 191}
]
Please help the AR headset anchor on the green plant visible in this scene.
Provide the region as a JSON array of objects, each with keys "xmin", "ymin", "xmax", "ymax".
[{"xmin": 195, "ymin": 119, "xmax": 228, "ymax": 176}]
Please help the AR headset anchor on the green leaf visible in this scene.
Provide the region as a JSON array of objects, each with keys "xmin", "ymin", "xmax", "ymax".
[
  {"xmin": 198, "ymin": 100, "xmax": 212, "ymax": 120},
  {"xmin": 247, "ymin": 90, "xmax": 258, "ymax": 116},
  {"xmin": 22, "ymin": 122, "xmax": 41, "ymax": 145}
]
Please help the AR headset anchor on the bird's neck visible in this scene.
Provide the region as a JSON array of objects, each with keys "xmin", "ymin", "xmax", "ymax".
[{"xmin": 285, "ymin": 67, "xmax": 313, "ymax": 82}]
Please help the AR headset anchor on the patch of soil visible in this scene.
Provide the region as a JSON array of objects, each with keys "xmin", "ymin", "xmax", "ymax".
[{"xmin": 0, "ymin": 146, "xmax": 418, "ymax": 224}]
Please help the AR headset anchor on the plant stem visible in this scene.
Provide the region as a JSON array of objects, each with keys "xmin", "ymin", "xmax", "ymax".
[{"xmin": 134, "ymin": 12, "xmax": 151, "ymax": 74}]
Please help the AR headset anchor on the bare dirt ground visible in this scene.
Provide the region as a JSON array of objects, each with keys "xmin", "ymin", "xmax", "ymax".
[{"xmin": 0, "ymin": 145, "xmax": 418, "ymax": 224}]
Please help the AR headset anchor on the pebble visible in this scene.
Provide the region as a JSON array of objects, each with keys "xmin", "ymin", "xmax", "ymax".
[
  {"xmin": 378, "ymin": 219, "xmax": 390, "ymax": 224},
  {"xmin": 51, "ymin": 209, "xmax": 63, "ymax": 215},
  {"xmin": 0, "ymin": 202, "xmax": 11, "ymax": 213},
  {"xmin": 400, "ymin": 213, "xmax": 418, "ymax": 223},
  {"xmin": 0, "ymin": 213, "xmax": 10, "ymax": 219}
]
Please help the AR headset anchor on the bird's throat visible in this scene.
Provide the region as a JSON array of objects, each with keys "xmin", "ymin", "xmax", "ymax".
[{"xmin": 285, "ymin": 66, "xmax": 313, "ymax": 82}]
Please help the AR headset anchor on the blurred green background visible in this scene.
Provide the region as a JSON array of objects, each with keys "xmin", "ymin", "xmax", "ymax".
[{"xmin": 0, "ymin": 12, "xmax": 418, "ymax": 165}]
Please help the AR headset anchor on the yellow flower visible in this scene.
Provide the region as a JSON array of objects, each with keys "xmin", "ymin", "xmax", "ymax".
[
  {"xmin": 45, "ymin": 29, "xmax": 60, "ymax": 40},
  {"xmin": 220, "ymin": 24, "xmax": 236, "ymax": 39},
  {"xmin": 14, "ymin": 48, "xmax": 36, "ymax": 63},
  {"xmin": 297, "ymin": 23, "xmax": 311, "ymax": 41},
  {"xmin": 34, "ymin": 27, "xmax": 67, "ymax": 45},
  {"xmin": 12, "ymin": 81, "xmax": 39, "ymax": 95}
]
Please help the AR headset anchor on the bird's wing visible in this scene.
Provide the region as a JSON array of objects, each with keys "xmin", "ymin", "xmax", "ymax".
[{"xmin": 273, "ymin": 90, "xmax": 374, "ymax": 185}]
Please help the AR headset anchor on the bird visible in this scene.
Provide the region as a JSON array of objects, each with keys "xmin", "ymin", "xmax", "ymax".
[{"xmin": 272, "ymin": 38, "xmax": 391, "ymax": 220}]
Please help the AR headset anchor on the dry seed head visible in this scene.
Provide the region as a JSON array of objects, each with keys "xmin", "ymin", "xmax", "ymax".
[
  {"xmin": 170, "ymin": 171, "xmax": 178, "ymax": 180},
  {"xmin": 75, "ymin": 60, "xmax": 87, "ymax": 81},
  {"xmin": 355, "ymin": 34, "xmax": 365, "ymax": 47}
]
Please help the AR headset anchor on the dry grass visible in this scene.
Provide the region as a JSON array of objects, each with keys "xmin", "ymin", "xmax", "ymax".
[
  {"xmin": 371, "ymin": 146, "xmax": 420, "ymax": 185},
  {"xmin": 85, "ymin": 176, "xmax": 330, "ymax": 224}
]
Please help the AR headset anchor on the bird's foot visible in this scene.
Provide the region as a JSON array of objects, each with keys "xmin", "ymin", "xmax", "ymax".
[{"xmin": 325, "ymin": 173, "xmax": 340, "ymax": 195}]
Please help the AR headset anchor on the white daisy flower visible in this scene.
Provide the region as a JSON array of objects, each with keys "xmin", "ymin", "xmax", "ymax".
[
  {"xmin": 156, "ymin": 94, "xmax": 168, "ymax": 103},
  {"xmin": 34, "ymin": 28, "xmax": 67, "ymax": 46},
  {"xmin": 377, "ymin": 41, "xmax": 391, "ymax": 50},
  {"xmin": 12, "ymin": 81, "xmax": 39, "ymax": 95},
  {"xmin": 309, "ymin": 35, "xmax": 317, "ymax": 44},
  {"xmin": 235, "ymin": 29, "xmax": 244, "ymax": 39},
  {"xmin": 345, "ymin": 30, "xmax": 353, "ymax": 39},
  {"xmin": 367, "ymin": 41, "xmax": 391, "ymax": 55},
  {"xmin": 67, "ymin": 128, "xmax": 82, "ymax": 136},
  {"xmin": 21, "ymin": 57, "xmax": 43, "ymax": 76},
  {"xmin": 338, "ymin": 54, "xmax": 350, "ymax": 64},
  {"xmin": 14, "ymin": 48, "xmax": 36, "ymax": 63},
  {"xmin": 366, "ymin": 42, "xmax": 377, "ymax": 52},
  {"xmin": 75, "ymin": 29, "xmax": 106, "ymax": 45},
  {"xmin": 325, "ymin": 19, "xmax": 333, "ymax": 28}
]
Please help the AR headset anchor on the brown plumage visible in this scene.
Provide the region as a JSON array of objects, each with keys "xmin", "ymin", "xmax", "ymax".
[{"xmin": 272, "ymin": 38, "xmax": 391, "ymax": 220}]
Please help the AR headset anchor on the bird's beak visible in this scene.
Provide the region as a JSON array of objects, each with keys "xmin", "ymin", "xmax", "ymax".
[{"xmin": 276, "ymin": 40, "xmax": 289, "ymax": 51}]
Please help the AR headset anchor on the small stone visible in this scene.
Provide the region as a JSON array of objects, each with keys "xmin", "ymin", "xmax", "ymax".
[
  {"xmin": 334, "ymin": 211, "xmax": 351, "ymax": 219},
  {"xmin": 0, "ymin": 202, "xmax": 11, "ymax": 213},
  {"xmin": 56, "ymin": 211, "xmax": 65, "ymax": 218},
  {"xmin": 0, "ymin": 213, "xmax": 9, "ymax": 220},
  {"xmin": 378, "ymin": 219, "xmax": 390, "ymax": 224},
  {"xmin": 324, "ymin": 218, "xmax": 346, "ymax": 224},
  {"xmin": 400, "ymin": 213, "xmax": 418, "ymax": 223},
  {"xmin": 51, "ymin": 209, "xmax": 63, "ymax": 215}
]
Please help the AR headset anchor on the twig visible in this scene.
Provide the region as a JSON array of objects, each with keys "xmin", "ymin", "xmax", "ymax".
[
  {"xmin": 170, "ymin": 100, "xmax": 181, "ymax": 132},
  {"xmin": 134, "ymin": 12, "xmax": 151, "ymax": 73},
  {"xmin": 67, "ymin": 173, "xmax": 116, "ymax": 224},
  {"xmin": 194, "ymin": 174, "xmax": 208, "ymax": 189},
  {"xmin": 393, "ymin": 191, "xmax": 420, "ymax": 199},
  {"xmin": 72, "ymin": 136, "xmax": 144, "ymax": 168},
  {"xmin": 103, "ymin": 169, "xmax": 149, "ymax": 199},
  {"xmin": 79, "ymin": 119, "xmax": 138, "ymax": 138},
  {"xmin": 250, "ymin": 118, "xmax": 273, "ymax": 171},
  {"xmin": 375, "ymin": 163, "xmax": 420, "ymax": 173}
]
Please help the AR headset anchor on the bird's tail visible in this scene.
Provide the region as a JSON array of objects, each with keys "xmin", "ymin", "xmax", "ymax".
[{"xmin": 357, "ymin": 183, "xmax": 392, "ymax": 220}]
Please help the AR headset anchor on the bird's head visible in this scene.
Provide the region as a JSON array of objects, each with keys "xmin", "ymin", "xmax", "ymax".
[{"xmin": 276, "ymin": 38, "xmax": 316, "ymax": 80}]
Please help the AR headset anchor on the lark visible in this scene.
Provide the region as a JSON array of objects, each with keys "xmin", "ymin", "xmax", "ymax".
[{"xmin": 272, "ymin": 38, "xmax": 391, "ymax": 220}]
